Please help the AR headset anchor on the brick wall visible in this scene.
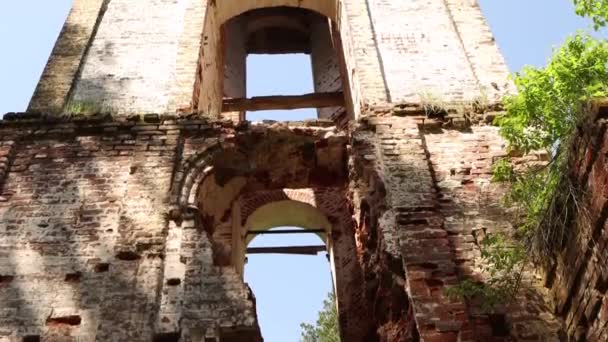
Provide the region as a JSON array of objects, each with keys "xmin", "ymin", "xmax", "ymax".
[
  {"xmin": 0, "ymin": 123, "xmax": 176, "ymax": 340},
  {"xmin": 222, "ymin": 17, "xmax": 247, "ymax": 122},
  {"xmin": 0, "ymin": 106, "xmax": 591, "ymax": 341},
  {"xmin": 70, "ymin": 0, "xmax": 191, "ymax": 115},
  {"xmin": 27, "ymin": 0, "xmax": 511, "ymax": 116},
  {"xmin": 311, "ymin": 18, "xmax": 344, "ymax": 120},
  {"xmin": 170, "ymin": 0, "xmax": 208, "ymax": 113},
  {"xmin": 545, "ymin": 109, "xmax": 608, "ymax": 341},
  {"xmin": 28, "ymin": 0, "xmax": 106, "ymax": 113}
]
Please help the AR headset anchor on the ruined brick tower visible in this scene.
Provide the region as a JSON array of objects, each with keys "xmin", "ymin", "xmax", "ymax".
[{"xmin": 1, "ymin": 0, "xmax": 583, "ymax": 341}]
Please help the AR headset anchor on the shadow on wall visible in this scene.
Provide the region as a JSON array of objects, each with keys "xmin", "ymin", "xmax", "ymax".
[{"xmin": 0, "ymin": 129, "xmax": 182, "ymax": 340}]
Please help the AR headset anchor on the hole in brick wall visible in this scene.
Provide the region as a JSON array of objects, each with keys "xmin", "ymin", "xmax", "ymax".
[
  {"xmin": 397, "ymin": 218, "xmax": 429, "ymax": 226},
  {"xmin": 597, "ymin": 106, "xmax": 608, "ymax": 120},
  {"xmin": 95, "ymin": 263, "xmax": 110, "ymax": 273},
  {"xmin": 595, "ymin": 275, "xmax": 608, "ymax": 293},
  {"xmin": 424, "ymin": 278, "xmax": 444, "ymax": 287},
  {"xmin": 0, "ymin": 274, "xmax": 14, "ymax": 284},
  {"xmin": 116, "ymin": 251, "xmax": 141, "ymax": 261},
  {"xmin": 46, "ymin": 315, "xmax": 82, "ymax": 326},
  {"xmin": 22, "ymin": 335, "xmax": 40, "ymax": 342},
  {"xmin": 64, "ymin": 272, "xmax": 82, "ymax": 282},
  {"xmin": 167, "ymin": 278, "xmax": 181, "ymax": 286},
  {"xmin": 152, "ymin": 332, "xmax": 181, "ymax": 342},
  {"xmin": 489, "ymin": 314, "xmax": 509, "ymax": 337}
]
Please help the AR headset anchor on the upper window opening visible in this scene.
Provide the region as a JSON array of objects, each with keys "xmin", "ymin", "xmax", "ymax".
[{"xmin": 196, "ymin": 5, "xmax": 354, "ymax": 123}]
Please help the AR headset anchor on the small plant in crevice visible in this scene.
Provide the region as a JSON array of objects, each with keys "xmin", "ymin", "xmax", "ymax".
[
  {"xmin": 417, "ymin": 89, "xmax": 448, "ymax": 117},
  {"xmin": 472, "ymin": 86, "xmax": 491, "ymax": 113},
  {"xmin": 491, "ymin": 158, "xmax": 515, "ymax": 183},
  {"xmin": 64, "ymin": 99, "xmax": 115, "ymax": 115},
  {"xmin": 446, "ymin": 234, "xmax": 525, "ymax": 313}
]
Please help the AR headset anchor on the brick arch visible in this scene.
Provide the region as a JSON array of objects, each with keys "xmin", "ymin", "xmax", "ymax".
[
  {"xmin": 214, "ymin": 0, "xmax": 339, "ymax": 25},
  {"xmin": 239, "ymin": 189, "xmax": 318, "ymax": 226},
  {"xmin": 238, "ymin": 188, "xmax": 350, "ymax": 227},
  {"xmin": 171, "ymin": 142, "xmax": 222, "ymax": 209}
]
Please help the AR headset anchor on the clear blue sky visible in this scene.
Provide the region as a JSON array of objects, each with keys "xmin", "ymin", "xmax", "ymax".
[{"xmin": 0, "ymin": 1, "xmax": 600, "ymax": 341}]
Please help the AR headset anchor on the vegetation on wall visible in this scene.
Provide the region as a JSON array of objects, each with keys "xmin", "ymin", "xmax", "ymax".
[
  {"xmin": 447, "ymin": 2, "xmax": 608, "ymax": 310},
  {"xmin": 300, "ymin": 292, "xmax": 340, "ymax": 342}
]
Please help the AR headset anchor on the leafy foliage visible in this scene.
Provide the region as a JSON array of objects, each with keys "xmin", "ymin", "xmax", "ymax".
[
  {"xmin": 497, "ymin": 33, "xmax": 608, "ymax": 154},
  {"xmin": 300, "ymin": 292, "xmax": 340, "ymax": 342},
  {"xmin": 446, "ymin": 234, "xmax": 525, "ymax": 312},
  {"xmin": 491, "ymin": 158, "xmax": 515, "ymax": 183},
  {"xmin": 574, "ymin": 0, "xmax": 608, "ymax": 30},
  {"xmin": 449, "ymin": 32, "xmax": 608, "ymax": 310},
  {"xmin": 497, "ymin": 33, "xmax": 608, "ymax": 237}
]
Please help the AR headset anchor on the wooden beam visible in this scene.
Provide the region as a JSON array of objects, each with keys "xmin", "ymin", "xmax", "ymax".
[
  {"xmin": 222, "ymin": 92, "xmax": 344, "ymax": 112},
  {"xmin": 246, "ymin": 229, "xmax": 325, "ymax": 236},
  {"xmin": 246, "ymin": 245, "xmax": 327, "ymax": 255}
]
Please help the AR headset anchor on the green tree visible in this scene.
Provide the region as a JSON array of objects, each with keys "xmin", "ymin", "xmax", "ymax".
[
  {"xmin": 300, "ymin": 292, "xmax": 340, "ymax": 342},
  {"xmin": 497, "ymin": 33, "xmax": 608, "ymax": 238},
  {"xmin": 574, "ymin": 0, "xmax": 608, "ymax": 30}
]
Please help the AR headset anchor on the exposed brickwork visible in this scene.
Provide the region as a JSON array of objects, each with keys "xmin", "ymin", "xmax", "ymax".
[
  {"xmin": 311, "ymin": 18, "xmax": 344, "ymax": 120},
  {"xmin": 4, "ymin": 101, "xmax": 596, "ymax": 340},
  {"xmin": 545, "ymin": 110, "xmax": 608, "ymax": 341},
  {"xmin": 353, "ymin": 115, "xmax": 473, "ymax": 340},
  {"xmin": 422, "ymin": 121, "xmax": 563, "ymax": 340},
  {"xmin": 0, "ymin": 141, "xmax": 15, "ymax": 196},
  {"xmin": 9, "ymin": 0, "xmax": 597, "ymax": 340}
]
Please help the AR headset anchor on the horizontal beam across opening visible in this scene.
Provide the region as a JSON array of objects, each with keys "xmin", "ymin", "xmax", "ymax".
[
  {"xmin": 246, "ymin": 229, "xmax": 325, "ymax": 236},
  {"xmin": 246, "ymin": 245, "xmax": 327, "ymax": 255},
  {"xmin": 222, "ymin": 92, "xmax": 344, "ymax": 112}
]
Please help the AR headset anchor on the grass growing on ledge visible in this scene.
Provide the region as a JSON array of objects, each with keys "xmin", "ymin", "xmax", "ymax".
[{"xmin": 63, "ymin": 100, "xmax": 115, "ymax": 115}]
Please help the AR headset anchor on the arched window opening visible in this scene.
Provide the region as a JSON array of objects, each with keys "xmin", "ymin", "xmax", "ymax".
[
  {"xmin": 244, "ymin": 226, "xmax": 334, "ymax": 341},
  {"xmin": 196, "ymin": 3, "xmax": 356, "ymax": 124}
]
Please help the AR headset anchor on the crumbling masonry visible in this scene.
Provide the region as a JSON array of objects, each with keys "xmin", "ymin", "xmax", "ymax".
[{"xmin": 1, "ymin": 0, "xmax": 607, "ymax": 341}]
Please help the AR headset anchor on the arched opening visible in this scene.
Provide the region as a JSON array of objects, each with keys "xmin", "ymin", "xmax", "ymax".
[
  {"xmin": 194, "ymin": 0, "xmax": 358, "ymax": 124},
  {"xmin": 244, "ymin": 226, "xmax": 333, "ymax": 341},
  {"xmin": 237, "ymin": 201, "xmax": 336, "ymax": 341},
  {"xmin": 175, "ymin": 130, "xmax": 375, "ymax": 340},
  {"xmin": 237, "ymin": 200, "xmax": 332, "ymax": 271}
]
